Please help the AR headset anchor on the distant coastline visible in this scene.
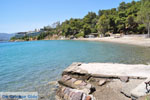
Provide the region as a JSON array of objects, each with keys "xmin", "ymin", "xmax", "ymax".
[
  {"xmin": 9, "ymin": 0, "xmax": 150, "ymax": 45},
  {"xmin": 9, "ymin": 34, "xmax": 150, "ymax": 48}
]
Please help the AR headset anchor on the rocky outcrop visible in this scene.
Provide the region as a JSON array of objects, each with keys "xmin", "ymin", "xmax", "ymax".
[
  {"xmin": 56, "ymin": 63, "xmax": 150, "ymax": 100},
  {"xmin": 56, "ymin": 63, "xmax": 95, "ymax": 100},
  {"xmin": 58, "ymin": 75, "xmax": 94, "ymax": 94},
  {"xmin": 56, "ymin": 86, "xmax": 94, "ymax": 100},
  {"xmin": 56, "ymin": 74, "xmax": 95, "ymax": 100}
]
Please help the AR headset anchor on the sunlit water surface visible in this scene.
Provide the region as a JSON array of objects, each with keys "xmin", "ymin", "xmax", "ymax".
[{"xmin": 0, "ymin": 40, "xmax": 150, "ymax": 99}]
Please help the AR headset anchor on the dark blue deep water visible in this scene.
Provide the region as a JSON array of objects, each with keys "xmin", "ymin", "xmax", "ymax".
[{"xmin": 0, "ymin": 40, "xmax": 150, "ymax": 99}]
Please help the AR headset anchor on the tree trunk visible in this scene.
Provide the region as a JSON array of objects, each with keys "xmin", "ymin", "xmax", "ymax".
[{"xmin": 148, "ymin": 23, "xmax": 150, "ymax": 38}]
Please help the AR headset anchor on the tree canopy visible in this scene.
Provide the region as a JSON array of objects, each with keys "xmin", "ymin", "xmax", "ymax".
[
  {"xmin": 138, "ymin": 0, "xmax": 150, "ymax": 37},
  {"xmin": 11, "ymin": 0, "xmax": 150, "ymax": 41}
]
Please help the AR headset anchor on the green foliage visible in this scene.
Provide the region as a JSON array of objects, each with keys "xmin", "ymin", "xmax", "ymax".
[
  {"xmin": 10, "ymin": 37, "xmax": 17, "ymax": 41},
  {"xmin": 96, "ymin": 0, "xmax": 144, "ymax": 35},
  {"xmin": 97, "ymin": 15, "xmax": 109, "ymax": 34},
  {"xmin": 83, "ymin": 12, "xmax": 98, "ymax": 33},
  {"xmin": 83, "ymin": 12, "xmax": 97, "ymax": 24},
  {"xmin": 137, "ymin": 0, "xmax": 150, "ymax": 36},
  {"xmin": 75, "ymin": 32, "xmax": 84, "ymax": 38},
  {"xmin": 37, "ymin": 31, "xmax": 53, "ymax": 40},
  {"xmin": 43, "ymin": 26, "xmax": 52, "ymax": 31},
  {"xmin": 21, "ymin": 35, "xmax": 30, "ymax": 41},
  {"xmin": 137, "ymin": 24, "xmax": 146, "ymax": 34},
  {"xmin": 118, "ymin": 2, "xmax": 126, "ymax": 11},
  {"xmin": 11, "ymin": 0, "xmax": 150, "ymax": 41},
  {"xmin": 61, "ymin": 19, "xmax": 83, "ymax": 36},
  {"xmin": 83, "ymin": 24, "xmax": 91, "ymax": 35},
  {"xmin": 145, "ymin": 96, "xmax": 150, "ymax": 100}
]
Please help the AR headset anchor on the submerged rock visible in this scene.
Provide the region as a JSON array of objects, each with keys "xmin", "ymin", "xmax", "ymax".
[{"xmin": 48, "ymin": 81, "xmax": 57, "ymax": 85}]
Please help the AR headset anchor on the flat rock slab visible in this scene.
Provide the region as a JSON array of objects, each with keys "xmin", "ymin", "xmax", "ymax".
[
  {"xmin": 64, "ymin": 63, "xmax": 150, "ymax": 79},
  {"xmin": 131, "ymin": 78, "xmax": 150, "ymax": 98}
]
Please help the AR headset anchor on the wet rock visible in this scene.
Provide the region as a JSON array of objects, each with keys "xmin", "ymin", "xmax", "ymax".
[
  {"xmin": 119, "ymin": 76, "xmax": 129, "ymax": 82},
  {"xmin": 51, "ymin": 87, "xmax": 57, "ymax": 92},
  {"xmin": 98, "ymin": 79, "xmax": 106, "ymax": 86},
  {"xmin": 48, "ymin": 81, "xmax": 57, "ymax": 85}
]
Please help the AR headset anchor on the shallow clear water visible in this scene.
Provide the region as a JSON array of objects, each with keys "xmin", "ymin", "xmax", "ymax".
[{"xmin": 0, "ymin": 40, "xmax": 150, "ymax": 98}]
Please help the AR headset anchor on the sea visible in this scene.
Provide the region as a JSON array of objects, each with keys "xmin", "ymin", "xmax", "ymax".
[{"xmin": 0, "ymin": 40, "xmax": 150, "ymax": 99}]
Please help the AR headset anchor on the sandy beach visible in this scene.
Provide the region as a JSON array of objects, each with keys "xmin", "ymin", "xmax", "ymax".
[{"xmin": 77, "ymin": 35, "xmax": 150, "ymax": 47}]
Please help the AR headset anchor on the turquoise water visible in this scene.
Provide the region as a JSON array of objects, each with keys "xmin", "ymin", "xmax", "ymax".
[{"xmin": 0, "ymin": 40, "xmax": 150, "ymax": 99}]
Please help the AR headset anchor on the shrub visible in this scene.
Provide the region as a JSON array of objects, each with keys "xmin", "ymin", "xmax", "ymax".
[{"xmin": 75, "ymin": 33, "xmax": 84, "ymax": 38}]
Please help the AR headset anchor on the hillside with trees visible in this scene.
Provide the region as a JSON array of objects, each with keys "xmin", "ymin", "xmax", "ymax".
[{"xmin": 11, "ymin": 0, "xmax": 150, "ymax": 41}]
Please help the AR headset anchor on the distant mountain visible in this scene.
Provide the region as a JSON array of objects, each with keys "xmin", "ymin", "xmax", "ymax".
[{"xmin": 0, "ymin": 33, "xmax": 15, "ymax": 41}]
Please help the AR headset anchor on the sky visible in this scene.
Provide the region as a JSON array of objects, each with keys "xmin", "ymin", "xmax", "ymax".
[{"xmin": 0, "ymin": 0, "xmax": 138, "ymax": 33}]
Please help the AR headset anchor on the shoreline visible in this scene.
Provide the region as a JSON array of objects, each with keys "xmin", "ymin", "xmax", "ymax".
[
  {"xmin": 9, "ymin": 35, "xmax": 150, "ymax": 48},
  {"xmin": 76, "ymin": 36, "xmax": 150, "ymax": 47}
]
